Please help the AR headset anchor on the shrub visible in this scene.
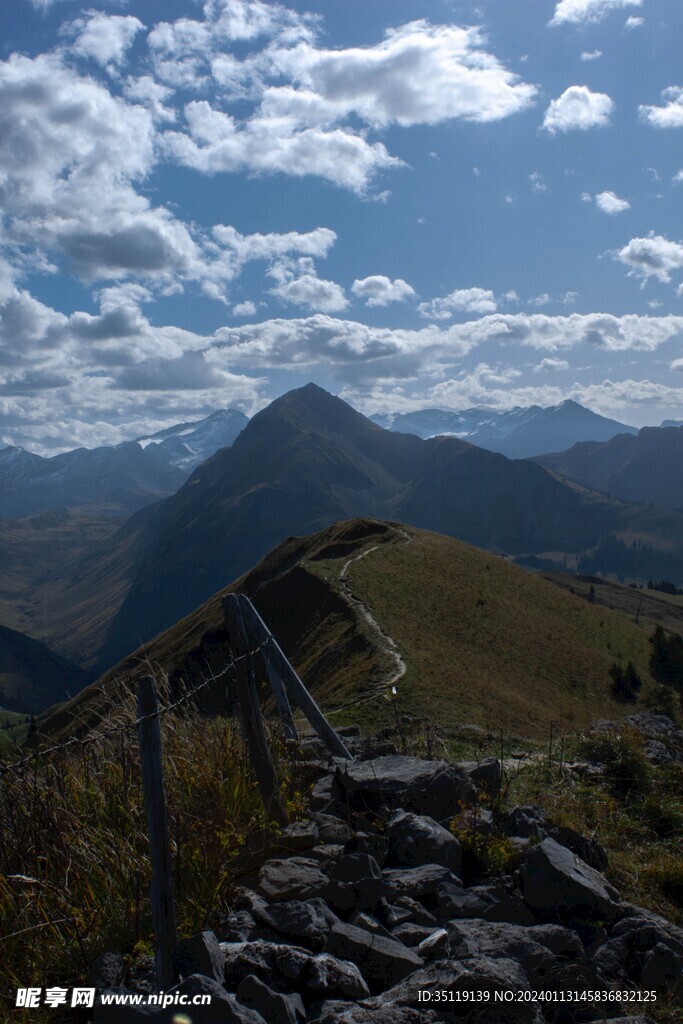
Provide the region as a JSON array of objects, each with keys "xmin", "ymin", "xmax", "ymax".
[
  {"xmin": 576, "ymin": 728, "xmax": 652, "ymax": 797},
  {"xmin": 609, "ymin": 660, "xmax": 642, "ymax": 702}
]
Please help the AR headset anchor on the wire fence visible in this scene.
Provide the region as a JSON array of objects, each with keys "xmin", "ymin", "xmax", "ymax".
[{"xmin": 0, "ymin": 633, "xmax": 275, "ymax": 779}]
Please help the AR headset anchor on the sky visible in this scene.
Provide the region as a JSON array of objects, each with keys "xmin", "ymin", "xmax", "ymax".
[{"xmin": 0, "ymin": 0, "xmax": 682, "ymax": 453}]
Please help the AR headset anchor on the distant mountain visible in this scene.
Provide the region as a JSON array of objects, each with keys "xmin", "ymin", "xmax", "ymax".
[
  {"xmin": 661, "ymin": 419, "xmax": 683, "ymax": 429},
  {"xmin": 533, "ymin": 425, "xmax": 683, "ymax": 508},
  {"xmin": 0, "ymin": 624, "xmax": 89, "ymax": 714},
  {"xmin": 20, "ymin": 384, "xmax": 683, "ymax": 675},
  {"xmin": 135, "ymin": 407, "xmax": 248, "ymax": 472},
  {"xmin": 376, "ymin": 400, "xmax": 637, "ymax": 458},
  {"xmin": 0, "ymin": 408, "xmax": 248, "ymax": 519},
  {"xmin": 0, "ymin": 441, "xmax": 186, "ymax": 519}
]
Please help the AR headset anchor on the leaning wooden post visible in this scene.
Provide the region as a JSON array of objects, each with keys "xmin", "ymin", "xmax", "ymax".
[
  {"xmin": 238, "ymin": 595, "xmax": 298, "ymax": 743},
  {"xmin": 136, "ymin": 676, "xmax": 177, "ymax": 991},
  {"xmin": 239, "ymin": 596, "xmax": 353, "ymax": 761},
  {"xmin": 222, "ymin": 595, "xmax": 289, "ymax": 825}
]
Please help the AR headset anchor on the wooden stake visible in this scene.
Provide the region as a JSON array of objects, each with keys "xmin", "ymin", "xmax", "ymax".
[
  {"xmin": 238, "ymin": 595, "xmax": 297, "ymax": 742},
  {"xmin": 136, "ymin": 676, "xmax": 177, "ymax": 990},
  {"xmin": 222, "ymin": 595, "xmax": 289, "ymax": 824}
]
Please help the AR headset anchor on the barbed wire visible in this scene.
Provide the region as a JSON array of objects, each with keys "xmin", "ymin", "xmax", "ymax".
[{"xmin": 0, "ymin": 634, "xmax": 274, "ymax": 779}]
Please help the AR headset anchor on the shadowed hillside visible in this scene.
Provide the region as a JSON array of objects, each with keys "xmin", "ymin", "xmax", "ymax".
[{"xmin": 0, "ymin": 625, "xmax": 89, "ymax": 713}]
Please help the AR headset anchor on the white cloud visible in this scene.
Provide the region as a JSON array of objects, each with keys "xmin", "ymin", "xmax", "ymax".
[
  {"xmin": 624, "ymin": 15, "xmax": 644, "ymax": 28},
  {"xmin": 673, "ymin": 170, "xmax": 683, "ymax": 184},
  {"xmin": 580, "ymin": 51, "xmax": 603, "ymax": 62},
  {"xmin": 543, "ymin": 86, "xmax": 614, "ymax": 133},
  {"xmin": 530, "ymin": 294, "xmax": 552, "ymax": 307},
  {"xmin": 672, "ymin": 359, "xmax": 683, "ymax": 371},
  {"xmin": 616, "ymin": 234, "xmax": 683, "ymax": 284},
  {"xmin": 418, "ymin": 288, "xmax": 498, "ymax": 320},
  {"xmin": 640, "ymin": 87, "xmax": 683, "ymax": 129},
  {"xmin": 232, "ymin": 300, "xmax": 256, "ymax": 316},
  {"xmin": 351, "ymin": 276, "xmax": 415, "ymax": 307},
  {"xmin": 595, "ymin": 190, "xmax": 630, "ymax": 214},
  {"xmin": 529, "ymin": 171, "xmax": 547, "ymax": 192},
  {"xmin": 267, "ymin": 257, "xmax": 347, "ymax": 312},
  {"xmin": 67, "ymin": 12, "xmax": 145, "ymax": 69},
  {"xmin": 550, "ymin": 0, "xmax": 642, "ymax": 27},
  {"xmin": 534, "ymin": 358, "xmax": 570, "ymax": 372}
]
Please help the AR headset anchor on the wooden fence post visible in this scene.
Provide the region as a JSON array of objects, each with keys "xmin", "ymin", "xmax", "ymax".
[
  {"xmin": 136, "ymin": 676, "xmax": 177, "ymax": 990},
  {"xmin": 238, "ymin": 595, "xmax": 298, "ymax": 743},
  {"xmin": 222, "ymin": 595, "xmax": 289, "ymax": 825},
  {"xmin": 238, "ymin": 596, "xmax": 353, "ymax": 761}
]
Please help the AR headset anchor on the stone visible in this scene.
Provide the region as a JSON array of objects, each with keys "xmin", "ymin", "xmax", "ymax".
[
  {"xmin": 214, "ymin": 911, "xmax": 257, "ymax": 943},
  {"xmin": 172, "ymin": 930, "xmax": 225, "ymax": 984},
  {"xmin": 335, "ymin": 755, "xmax": 477, "ymax": 819},
  {"xmin": 591, "ymin": 936, "xmax": 631, "ymax": 983},
  {"xmin": 276, "ymin": 821, "xmax": 320, "ymax": 852},
  {"xmin": 528, "ymin": 923, "xmax": 585, "ymax": 960},
  {"xmin": 639, "ymin": 942, "xmax": 682, "ymax": 996},
  {"xmin": 417, "ymin": 927, "xmax": 449, "ymax": 961},
  {"xmin": 166, "ymin": 975, "xmax": 267, "ymax": 1024},
  {"xmin": 307, "ymin": 844, "xmax": 345, "ymax": 864},
  {"xmin": 546, "ymin": 824, "xmax": 608, "ymax": 872},
  {"xmin": 457, "ymin": 757, "xmax": 502, "ymax": 797},
  {"xmin": 310, "ymin": 776, "xmax": 339, "ymax": 813},
  {"xmin": 385, "ymin": 810, "xmax": 462, "ymax": 875},
  {"xmin": 349, "ymin": 912, "xmax": 394, "ymax": 939},
  {"xmin": 324, "ymin": 921, "xmax": 423, "ymax": 993},
  {"xmin": 344, "ymin": 833, "xmax": 389, "ymax": 866},
  {"xmin": 87, "ymin": 952, "xmax": 125, "ymax": 990},
  {"xmin": 432, "ymin": 882, "xmax": 535, "ymax": 923},
  {"xmin": 236, "ymin": 974, "xmax": 305, "ymax": 1024},
  {"xmin": 390, "ymin": 922, "xmax": 435, "ymax": 947},
  {"xmin": 382, "ymin": 864, "xmax": 461, "ymax": 913},
  {"xmin": 324, "ymin": 852, "xmax": 385, "ymax": 912},
  {"xmin": 93, "ymin": 989, "xmax": 160, "ymax": 1023},
  {"xmin": 221, "ymin": 941, "xmax": 369, "ymax": 1001},
  {"xmin": 453, "ymin": 806, "xmax": 495, "ymax": 837},
  {"xmin": 311, "ymin": 813, "xmax": 352, "ymax": 844},
  {"xmin": 253, "ymin": 898, "xmax": 337, "ymax": 950},
  {"xmin": 392, "ymin": 896, "xmax": 436, "ymax": 926},
  {"xmin": 643, "ymin": 739, "xmax": 672, "ymax": 765},
  {"xmin": 498, "ymin": 804, "xmax": 546, "ymax": 839},
  {"xmin": 257, "ymin": 858, "xmax": 330, "ymax": 902},
  {"xmin": 310, "ymin": 1002, "xmax": 441, "ymax": 1024},
  {"xmin": 520, "ymin": 838, "xmax": 620, "ymax": 921},
  {"xmin": 447, "ymin": 920, "xmax": 562, "ymax": 973}
]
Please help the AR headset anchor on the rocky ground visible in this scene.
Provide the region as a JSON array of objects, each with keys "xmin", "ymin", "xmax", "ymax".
[{"xmin": 91, "ymin": 715, "xmax": 683, "ymax": 1024}]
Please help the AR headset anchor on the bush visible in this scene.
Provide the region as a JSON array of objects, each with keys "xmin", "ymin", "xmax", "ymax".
[
  {"xmin": 576, "ymin": 728, "xmax": 652, "ymax": 797},
  {"xmin": 609, "ymin": 660, "xmax": 642, "ymax": 702}
]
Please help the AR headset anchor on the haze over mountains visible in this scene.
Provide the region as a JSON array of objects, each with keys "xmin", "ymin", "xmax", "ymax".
[
  {"xmin": 373, "ymin": 400, "xmax": 637, "ymax": 459},
  {"xmin": 12, "ymin": 383, "xmax": 682, "ymax": 679}
]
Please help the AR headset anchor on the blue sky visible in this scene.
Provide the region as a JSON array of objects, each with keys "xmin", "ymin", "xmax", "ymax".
[{"xmin": 0, "ymin": 0, "xmax": 682, "ymax": 452}]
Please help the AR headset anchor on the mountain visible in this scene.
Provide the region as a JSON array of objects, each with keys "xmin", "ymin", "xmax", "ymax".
[
  {"xmin": 0, "ymin": 441, "xmax": 186, "ymax": 519},
  {"xmin": 135, "ymin": 407, "xmax": 248, "ymax": 472},
  {"xmin": 0, "ymin": 624, "xmax": 89, "ymax": 714},
  {"xmin": 533, "ymin": 426, "xmax": 683, "ymax": 508},
  {"xmin": 38, "ymin": 519, "xmax": 666, "ymax": 743},
  {"xmin": 377, "ymin": 400, "xmax": 637, "ymax": 458}
]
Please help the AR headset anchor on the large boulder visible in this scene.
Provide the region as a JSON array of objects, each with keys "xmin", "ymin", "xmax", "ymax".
[
  {"xmin": 324, "ymin": 853, "xmax": 385, "ymax": 913},
  {"xmin": 252, "ymin": 898, "xmax": 338, "ymax": 950},
  {"xmin": 310, "ymin": 1002, "xmax": 441, "ymax": 1024},
  {"xmin": 173, "ymin": 930, "xmax": 225, "ymax": 984},
  {"xmin": 236, "ymin": 974, "xmax": 305, "ymax": 1024},
  {"xmin": 520, "ymin": 838, "xmax": 620, "ymax": 921},
  {"xmin": 385, "ymin": 810, "xmax": 462, "ymax": 875},
  {"xmin": 335, "ymin": 756, "xmax": 477, "ymax": 819},
  {"xmin": 257, "ymin": 858, "xmax": 330, "ymax": 902},
  {"xmin": 324, "ymin": 921, "xmax": 423, "ymax": 993},
  {"xmin": 382, "ymin": 864, "xmax": 461, "ymax": 905},
  {"xmin": 221, "ymin": 941, "xmax": 369, "ymax": 1001},
  {"xmin": 457, "ymin": 757, "xmax": 502, "ymax": 797},
  {"xmin": 546, "ymin": 824, "xmax": 608, "ymax": 872}
]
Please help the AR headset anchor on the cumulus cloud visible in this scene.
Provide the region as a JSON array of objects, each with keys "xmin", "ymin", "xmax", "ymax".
[
  {"xmin": 640, "ymin": 87, "xmax": 683, "ymax": 129},
  {"xmin": 351, "ymin": 276, "xmax": 415, "ymax": 307},
  {"xmin": 550, "ymin": 0, "xmax": 642, "ymax": 26},
  {"xmin": 267, "ymin": 257, "xmax": 347, "ymax": 312},
  {"xmin": 616, "ymin": 234, "xmax": 683, "ymax": 284},
  {"xmin": 67, "ymin": 12, "xmax": 145, "ymax": 69},
  {"xmin": 542, "ymin": 85, "xmax": 614, "ymax": 133},
  {"xmin": 534, "ymin": 357, "xmax": 570, "ymax": 372},
  {"xmin": 418, "ymin": 288, "xmax": 498, "ymax": 320},
  {"xmin": 595, "ymin": 190, "xmax": 630, "ymax": 214},
  {"xmin": 625, "ymin": 15, "xmax": 644, "ymax": 28},
  {"xmin": 232, "ymin": 300, "xmax": 257, "ymax": 316},
  {"xmin": 580, "ymin": 51, "xmax": 603, "ymax": 61}
]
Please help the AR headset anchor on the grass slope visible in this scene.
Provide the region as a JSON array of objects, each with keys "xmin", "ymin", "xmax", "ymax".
[{"xmin": 37, "ymin": 519, "xmax": 668, "ymax": 744}]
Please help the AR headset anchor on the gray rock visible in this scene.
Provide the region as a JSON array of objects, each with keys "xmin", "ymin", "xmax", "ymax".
[
  {"xmin": 547, "ymin": 824, "xmax": 608, "ymax": 872},
  {"xmin": 417, "ymin": 927, "xmax": 449, "ymax": 961},
  {"xmin": 499, "ymin": 803, "xmax": 546, "ymax": 839},
  {"xmin": 221, "ymin": 940, "xmax": 369, "ymax": 1000},
  {"xmin": 173, "ymin": 930, "xmax": 225, "ymax": 984},
  {"xmin": 93, "ymin": 988, "xmax": 160, "ymax": 1022},
  {"xmin": 382, "ymin": 864, "xmax": 461, "ymax": 912},
  {"xmin": 325, "ymin": 920, "xmax": 423, "ymax": 993},
  {"xmin": 349, "ymin": 911, "xmax": 394, "ymax": 939},
  {"xmin": 87, "ymin": 952, "xmax": 125, "ymax": 990},
  {"xmin": 311, "ymin": 813, "xmax": 352, "ymax": 844},
  {"xmin": 591, "ymin": 936, "xmax": 631, "ymax": 983},
  {"xmin": 457, "ymin": 757, "xmax": 502, "ymax": 797},
  {"xmin": 385, "ymin": 810, "xmax": 462, "ymax": 875},
  {"xmin": 253, "ymin": 898, "xmax": 337, "ymax": 949},
  {"xmin": 639, "ymin": 942, "xmax": 682, "ymax": 996},
  {"xmin": 453, "ymin": 806, "xmax": 495, "ymax": 837},
  {"xmin": 214, "ymin": 911, "xmax": 257, "ymax": 943},
  {"xmin": 392, "ymin": 896, "xmax": 436, "ymax": 926},
  {"xmin": 310, "ymin": 1002, "xmax": 440, "ymax": 1024},
  {"xmin": 447, "ymin": 919, "xmax": 560, "ymax": 972},
  {"xmin": 335, "ymin": 755, "xmax": 477, "ymax": 819},
  {"xmin": 643, "ymin": 739, "xmax": 673, "ymax": 765},
  {"xmin": 344, "ymin": 832, "xmax": 389, "ymax": 866},
  {"xmin": 310, "ymin": 776, "xmax": 339, "ymax": 812},
  {"xmin": 324, "ymin": 852, "xmax": 385, "ymax": 912},
  {"xmin": 172, "ymin": 975, "xmax": 267, "ymax": 1023},
  {"xmin": 390, "ymin": 922, "xmax": 435, "ymax": 946},
  {"xmin": 257, "ymin": 858, "xmax": 330, "ymax": 902},
  {"xmin": 528, "ymin": 923, "xmax": 585, "ymax": 960},
  {"xmin": 276, "ymin": 821, "xmax": 320, "ymax": 852},
  {"xmin": 307, "ymin": 844, "xmax": 345, "ymax": 864},
  {"xmin": 236, "ymin": 974, "xmax": 305, "ymax": 1024},
  {"xmin": 520, "ymin": 838, "xmax": 620, "ymax": 921}
]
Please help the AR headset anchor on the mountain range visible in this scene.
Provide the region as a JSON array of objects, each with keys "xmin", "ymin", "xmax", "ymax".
[
  {"xmin": 534, "ymin": 426, "xmax": 683, "ymax": 508},
  {"xmin": 13, "ymin": 383, "xmax": 683, "ymax": 677},
  {"xmin": 0, "ymin": 407, "xmax": 248, "ymax": 519},
  {"xmin": 0, "ymin": 624, "xmax": 89, "ymax": 714},
  {"xmin": 373, "ymin": 400, "xmax": 637, "ymax": 458}
]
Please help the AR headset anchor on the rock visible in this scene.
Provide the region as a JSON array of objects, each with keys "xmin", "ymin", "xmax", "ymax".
[
  {"xmin": 382, "ymin": 864, "xmax": 461, "ymax": 913},
  {"xmin": 417, "ymin": 927, "xmax": 449, "ymax": 961},
  {"xmin": 385, "ymin": 810, "xmax": 462, "ymax": 875},
  {"xmin": 173, "ymin": 930, "xmax": 225, "ymax": 984},
  {"xmin": 447, "ymin": 920, "xmax": 562, "ymax": 973},
  {"xmin": 324, "ymin": 852, "xmax": 385, "ymax": 912},
  {"xmin": 392, "ymin": 896, "xmax": 436, "ymax": 926},
  {"xmin": 221, "ymin": 941, "xmax": 370, "ymax": 1001},
  {"xmin": 499, "ymin": 803, "xmax": 546, "ymax": 839},
  {"xmin": 172, "ymin": 975, "xmax": 267, "ymax": 1024},
  {"xmin": 276, "ymin": 821, "xmax": 320, "ymax": 852},
  {"xmin": 257, "ymin": 858, "xmax": 330, "ymax": 902},
  {"xmin": 253, "ymin": 898, "xmax": 337, "ymax": 949},
  {"xmin": 310, "ymin": 1002, "xmax": 440, "ymax": 1024},
  {"xmin": 591, "ymin": 936, "xmax": 631, "ymax": 983},
  {"xmin": 644, "ymin": 739, "xmax": 673, "ymax": 765},
  {"xmin": 307, "ymin": 844, "xmax": 345, "ymax": 864},
  {"xmin": 236, "ymin": 974, "xmax": 305, "ymax": 1024},
  {"xmin": 529, "ymin": 923, "xmax": 585, "ymax": 960},
  {"xmin": 324, "ymin": 921, "xmax": 423, "ymax": 993},
  {"xmin": 391, "ymin": 922, "xmax": 435, "ymax": 946},
  {"xmin": 457, "ymin": 757, "xmax": 502, "ymax": 797},
  {"xmin": 453, "ymin": 723, "xmax": 489, "ymax": 741},
  {"xmin": 639, "ymin": 942, "xmax": 682, "ymax": 996},
  {"xmin": 613, "ymin": 905, "xmax": 683, "ymax": 956},
  {"xmin": 310, "ymin": 776, "xmax": 340, "ymax": 813},
  {"xmin": 214, "ymin": 911, "xmax": 257, "ymax": 943},
  {"xmin": 87, "ymin": 952, "xmax": 125, "ymax": 990},
  {"xmin": 335, "ymin": 755, "xmax": 477, "ymax": 819},
  {"xmin": 349, "ymin": 912, "xmax": 394, "ymax": 939},
  {"xmin": 547, "ymin": 824, "xmax": 608, "ymax": 872},
  {"xmin": 311, "ymin": 813, "xmax": 352, "ymax": 844},
  {"xmin": 453, "ymin": 806, "xmax": 495, "ymax": 837},
  {"xmin": 344, "ymin": 833, "xmax": 389, "ymax": 866},
  {"xmin": 93, "ymin": 989, "xmax": 159, "ymax": 1023},
  {"xmin": 520, "ymin": 838, "xmax": 620, "ymax": 921}
]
